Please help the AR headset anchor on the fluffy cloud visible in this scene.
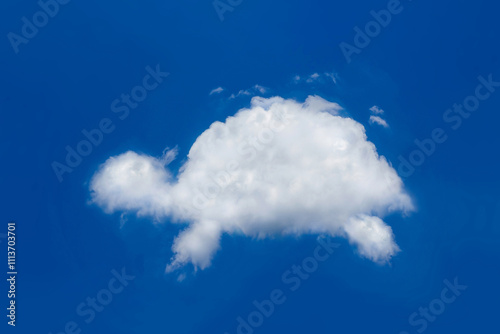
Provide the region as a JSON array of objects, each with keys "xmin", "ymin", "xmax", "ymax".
[{"xmin": 89, "ymin": 96, "xmax": 413, "ymax": 271}]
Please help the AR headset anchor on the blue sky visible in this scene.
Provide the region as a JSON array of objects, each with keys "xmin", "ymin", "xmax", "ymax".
[{"xmin": 1, "ymin": 0, "xmax": 500, "ymax": 333}]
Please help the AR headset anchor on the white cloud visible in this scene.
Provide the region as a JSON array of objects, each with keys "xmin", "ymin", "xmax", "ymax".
[
  {"xmin": 325, "ymin": 72, "xmax": 337, "ymax": 84},
  {"xmin": 210, "ymin": 87, "xmax": 224, "ymax": 95},
  {"xmin": 228, "ymin": 85, "xmax": 267, "ymax": 100},
  {"xmin": 293, "ymin": 72, "xmax": 337, "ymax": 84},
  {"xmin": 253, "ymin": 84, "xmax": 267, "ymax": 94},
  {"xmin": 369, "ymin": 115, "xmax": 389, "ymax": 128},
  {"xmin": 229, "ymin": 89, "xmax": 251, "ymax": 99},
  {"xmin": 90, "ymin": 96, "xmax": 413, "ymax": 271},
  {"xmin": 160, "ymin": 146, "xmax": 178, "ymax": 166},
  {"xmin": 369, "ymin": 105, "xmax": 384, "ymax": 114},
  {"xmin": 306, "ymin": 73, "xmax": 320, "ymax": 83}
]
